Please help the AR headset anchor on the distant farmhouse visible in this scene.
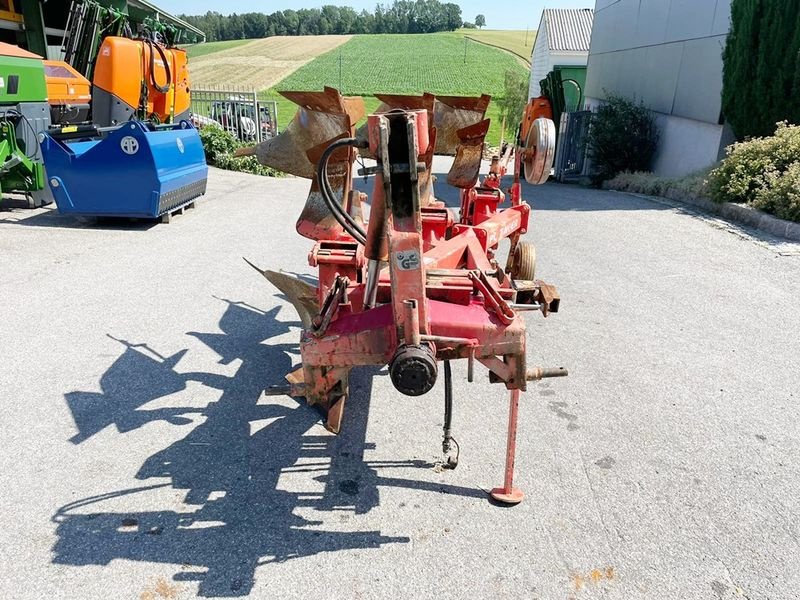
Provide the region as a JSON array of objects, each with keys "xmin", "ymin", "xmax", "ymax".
[
  {"xmin": 585, "ymin": 0, "xmax": 733, "ymax": 177},
  {"xmin": 529, "ymin": 8, "xmax": 594, "ymax": 100}
]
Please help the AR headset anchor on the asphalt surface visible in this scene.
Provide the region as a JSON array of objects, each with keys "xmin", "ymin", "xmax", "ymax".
[{"xmin": 1, "ymin": 163, "xmax": 799, "ymax": 600}]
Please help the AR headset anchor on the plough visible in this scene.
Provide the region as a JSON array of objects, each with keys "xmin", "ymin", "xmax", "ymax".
[{"xmin": 239, "ymin": 87, "xmax": 566, "ymax": 504}]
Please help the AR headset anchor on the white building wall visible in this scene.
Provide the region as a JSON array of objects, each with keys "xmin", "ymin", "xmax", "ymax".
[
  {"xmin": 585, "ymin": 0, "xmax": 733, "ymax": 176},
  {"xmin": 529, "ymin": 27, "xmax": 549, "ymax": 98},
  {"xmin": 530, "ymin": 42, "xmax": 590, "ymax": 98}
]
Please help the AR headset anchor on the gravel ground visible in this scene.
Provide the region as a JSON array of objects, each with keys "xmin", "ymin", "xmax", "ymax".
[{"xmin": 1, "ymin": 163, "xmax": 799, "ymax": 600}]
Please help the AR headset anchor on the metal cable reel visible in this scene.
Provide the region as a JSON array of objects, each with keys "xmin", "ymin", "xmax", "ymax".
[{"xmin": 522, "ymin": 117, "xmax": 556, "ymax": 185}]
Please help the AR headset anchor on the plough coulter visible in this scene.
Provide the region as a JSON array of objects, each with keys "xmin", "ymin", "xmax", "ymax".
[{"xmin": 239, "ymin": 87, "xmax": 566, "ymax": 504}]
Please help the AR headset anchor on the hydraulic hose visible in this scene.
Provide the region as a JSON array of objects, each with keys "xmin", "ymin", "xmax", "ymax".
[
  {"xmin": 317, "ymin": 137, "xmax": 369, "ymax": 245},
  {"xmin": 143, "ymin": 38, "xmax": 171, "ymax": 94}
]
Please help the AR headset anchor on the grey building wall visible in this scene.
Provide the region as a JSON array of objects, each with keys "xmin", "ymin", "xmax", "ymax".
[{"xmin": 585, "ymin": 0, "xmax": 734, "ymax": 176}]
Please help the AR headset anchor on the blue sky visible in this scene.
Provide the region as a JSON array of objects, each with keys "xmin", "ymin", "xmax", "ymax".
[{"xmin": 159, "ymin": 1, "xmax": 593, "ymax": 31}]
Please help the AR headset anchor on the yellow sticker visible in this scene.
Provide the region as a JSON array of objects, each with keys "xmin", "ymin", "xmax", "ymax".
[{"xmin": 61, "ymin": 126, "xmax": 78, "ymax": 133}]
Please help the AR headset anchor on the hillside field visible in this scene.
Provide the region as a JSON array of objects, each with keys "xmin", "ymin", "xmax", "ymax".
[
  {"xmin": 271, "ymin": 33, "xmax": 530, "ymax": 145},
  {"xmin": 186, "ymin": 32, "xmax": 532, "ymax": 146},
  {"xmin": 185, "ymin": 39, "xmax": 252, "ymax": 58},
  {"xmin": 457, "ymin": 29, "xmax": 534, "ymax": 64},
  {"xmin": 188, "ymin": 35, "xmax": 352, "ymax": 89}
]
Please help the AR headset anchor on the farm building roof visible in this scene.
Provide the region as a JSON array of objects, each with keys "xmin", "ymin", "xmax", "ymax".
[{"xmin": 543, "ymin": 8, "xmax": 594, "ymax": 52}]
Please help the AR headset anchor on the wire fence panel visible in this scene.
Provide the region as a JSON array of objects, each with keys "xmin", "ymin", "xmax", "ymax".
[
  {"xmin": 190, "ymin": 86, "xmax": 278, "ymax": 143},
  {"xmin": 554, "ymin": 111, "xmax": 592, "ymax": 182}
]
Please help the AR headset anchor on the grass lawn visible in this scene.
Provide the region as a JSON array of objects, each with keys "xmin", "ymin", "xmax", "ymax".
[{"xmin": 272, "ymin": 33, "xmax": 529, "ymax": 146}]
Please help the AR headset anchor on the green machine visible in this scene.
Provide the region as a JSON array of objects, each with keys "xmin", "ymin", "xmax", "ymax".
[{"xmin": 0, "ymin": 42, "xmax": 52, "ymax": 207}]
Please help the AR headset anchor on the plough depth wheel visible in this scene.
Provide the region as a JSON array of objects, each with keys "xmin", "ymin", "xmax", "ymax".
[{"xmin": 512, "ymin": 241, "xmax": 537, "ymax": 281}]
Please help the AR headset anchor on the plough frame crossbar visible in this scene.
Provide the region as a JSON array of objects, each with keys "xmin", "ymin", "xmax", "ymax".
[{"xmin": 253, "ymin": 88, "xmax": 566, "ymax": 505}]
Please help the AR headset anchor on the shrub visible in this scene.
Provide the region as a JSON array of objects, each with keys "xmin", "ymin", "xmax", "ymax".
[
  {"xmin": 586, "ymin": 94, "xmax": 659, "ymax": 183},
  {"xmin": 706, "ymin": 122, "xmax": 800, "ymax": 222},
  {"xmin": 215, "ymin": 153, "xmax": 284, "ymax": 177},
  {"xmin": 752, "ymin": 162, "xmax": 800, "ymax": 222},
  {"xmin": 605, "ymin": 170, "xmax": 710, "ymax": 200},
  {"xmin": 198, "ymin": 124, "xmax": 237, "ymax": 163},
  {"xmin": 198, "ymin": 124, "xmax": 284, "ymax": 177}
]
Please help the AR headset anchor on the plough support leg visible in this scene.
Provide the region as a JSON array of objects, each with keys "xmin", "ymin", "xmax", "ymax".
[{"xmin": 490, "ymin": 388, "xmax": 525, "ymax": 505}]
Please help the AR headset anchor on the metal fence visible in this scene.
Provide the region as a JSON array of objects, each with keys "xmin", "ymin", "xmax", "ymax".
[
  {"xmin": 190, "ymin": 87, "xmax": 279, "ymax": 143},
  {"xmin": 554, "ymin": 111, "xmax": 592, "ymax": 182}
]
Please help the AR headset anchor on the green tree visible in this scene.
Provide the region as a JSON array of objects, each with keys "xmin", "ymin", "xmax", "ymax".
[
  {"xmin": 723, "ymin": 0, "xmax": 800, "ymax": 138},
  {"xmin": 475, "ymin": 14, "xmax": 486, "ymax": 28},
  {"xmin": 496, "ymin": 70, "xmax": 529, "ymax": 136}
]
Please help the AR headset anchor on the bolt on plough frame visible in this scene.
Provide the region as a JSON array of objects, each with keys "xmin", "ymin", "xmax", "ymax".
[{"xmin": 237, "ymin": 87, "xmax": 567, "ymax": 505}]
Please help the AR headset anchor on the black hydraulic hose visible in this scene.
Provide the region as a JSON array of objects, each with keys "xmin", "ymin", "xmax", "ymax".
[
  {"xmin": 443, "ymin": 360, "xmax": 453, "ymax": 447},
  {"xmin": 144, "ymin": 38, "xmax": 171, "ymax": 94},
  {"xmin": 317, "ymin": 137, "xmax": 369, "ymax": 244},
  {"xmin": 442, "ymin": 360, "xmax": 459, "ymax": 468}
]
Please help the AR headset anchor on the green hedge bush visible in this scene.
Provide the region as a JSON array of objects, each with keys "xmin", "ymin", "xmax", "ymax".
[
  {"xmin": 198, "ymin": 125, "xmax": 284, "ymax": 177},
  {"xmin": 586, "ymin": 94, "xmax": 659, "ymax": 183},
  {"xmin": 722, "ymin": 0, "xmax": 800, "ymax": 139},
  {"xmin": 707, "ymin": 122, "xmax": 800, "ymax": 222}
]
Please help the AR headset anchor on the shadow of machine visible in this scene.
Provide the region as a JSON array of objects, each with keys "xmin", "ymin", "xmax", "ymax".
[{"xmin": 55, "ymin": 298, "xmax": 483, "ymax": 596}]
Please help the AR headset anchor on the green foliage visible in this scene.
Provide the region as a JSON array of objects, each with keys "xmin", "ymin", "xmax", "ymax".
[
  {"xmin": 198, "ymin": 125, "xmax": 237, "ymax": 163},
  {"xmin": 475, "ymin": 14, "xmax": 486, "ymax": 28},
  {"xmin": 215, "ymin": 153, "xmax": 284, "ymax": 177},
  {"xmin": 752, "ymin": 162, "xmax": 800, "ymax": 222},
  {"xmin": 198, "ymin": 125, "xmax": 283, "ymax": 177},
  {"xmin": 180, "ymin": 1, "xmax": 463, "ymax": 42},
  {"xmin": 495, "ymin": 69, "xmax": 529, "ymax": 131},
  {"xmin": 707, "ymin": 122, "xmax": 800, "ymax": 221},
  {"xmin": 586, "ymin": 94, "xmax": 659, "ymax": 182},
  {"xmin": 722, "ymin": 0, "xmax": 800, "ymax": 138},
  {"xmin": 462, "ymin": 21, "xmax": 476, "ymax": 29}
]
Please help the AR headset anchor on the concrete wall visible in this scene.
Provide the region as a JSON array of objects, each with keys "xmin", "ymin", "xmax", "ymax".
[{"xmin": 585, "ymin": 0, "xmax": 732, "ymax": 176}]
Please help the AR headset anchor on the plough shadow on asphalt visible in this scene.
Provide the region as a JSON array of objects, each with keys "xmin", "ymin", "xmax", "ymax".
[{"xmin": 53, "ymin": 296, "xmax": 484, "ymax": 597}]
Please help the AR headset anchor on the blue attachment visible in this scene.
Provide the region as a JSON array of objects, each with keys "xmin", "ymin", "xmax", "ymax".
[{"xmin": 39, "ymin": 120, "xmax": 208, "ymax": 218}]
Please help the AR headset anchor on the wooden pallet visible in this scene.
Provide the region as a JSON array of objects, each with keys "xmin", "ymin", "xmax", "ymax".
[{"xmin": 160, "ymin": 201, "xmax": 196, "ymax": 224}]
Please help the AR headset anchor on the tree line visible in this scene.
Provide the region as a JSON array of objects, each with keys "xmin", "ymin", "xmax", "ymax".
[
  {"xmin": 180, "ymin": 1, "xmax": 465, "ymax": 42},
  {"xmin": 722, "ymin": 0, "xmax": 800, "ymax": 138}
]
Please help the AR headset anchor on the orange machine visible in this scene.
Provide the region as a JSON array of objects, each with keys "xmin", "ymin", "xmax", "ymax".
[
  {"xmin": 91, "ymin": 36, "xmax": 191, "ymax": 127},
  {"xmin": 520, "ymin": 96, "xmax": 553, "ymax": 146},
  {"xmin": 43, "ymin": 60, "xmax": 91, "ymax": 125}
]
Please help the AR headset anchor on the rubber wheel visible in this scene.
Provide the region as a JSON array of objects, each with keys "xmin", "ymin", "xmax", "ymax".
[{"xmin": 512, "ymin": 241, "xmax": 537, "ymax": 280}]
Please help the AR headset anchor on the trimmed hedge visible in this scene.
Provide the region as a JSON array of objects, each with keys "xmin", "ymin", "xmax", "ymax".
[{"xmin": 722, "ymin": 0, "xmax": 800, "ymax": 139}]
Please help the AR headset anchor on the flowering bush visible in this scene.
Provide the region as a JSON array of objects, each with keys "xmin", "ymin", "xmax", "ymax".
[{"xmin": 707, "ymin": 122, "xmax": 800, "ymax": 222}]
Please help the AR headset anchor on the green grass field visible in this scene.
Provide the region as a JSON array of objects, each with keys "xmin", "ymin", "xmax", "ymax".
[
  {"xmin": 455, "ymin": 29, "xmax": 535, "ymax": 64},
  {"xmin": 185, "ymin": 39, "xmax": 252, "ymax": 58},
  {"xmin": 271, "ymin": 33, "xmax": 529, "ymax": 146}
]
